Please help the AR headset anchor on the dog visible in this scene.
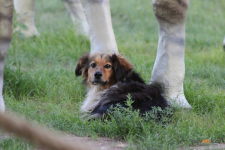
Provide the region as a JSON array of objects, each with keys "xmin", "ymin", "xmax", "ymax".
[{"xmin": 75, "ymin": 53, "xmax": 169, "ymax": 119}]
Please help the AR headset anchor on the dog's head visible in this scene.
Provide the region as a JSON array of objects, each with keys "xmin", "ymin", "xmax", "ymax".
[{"xmin": 75, "ymin": 53, "xmax": 133, "ymax": 90}]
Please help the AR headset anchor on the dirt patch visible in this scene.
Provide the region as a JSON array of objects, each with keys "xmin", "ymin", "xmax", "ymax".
[
  {"xmin": 61, "ymin": 135, "xmax": 128, "ymax": 150},
  {"xmin": 3, "ymin": 131, "xmax": 225, "ymax": 150},
  {"xmin": 1, "ymin": 130, "xmax": 127, "ymax": 150},
  {"xmin": 178, "ymin": 143, "xmax": 225, "ymax": 150},
  {"xmin": 35, "ymin": 133, "xmax": 128, "ymax": 150},
  {"xmin": 0, "ymin": 133, "xmax": 10, "ymax": 140},
  {"xmin": 189, "ymin": 143, "xmax": 225, "ymax": 150}
]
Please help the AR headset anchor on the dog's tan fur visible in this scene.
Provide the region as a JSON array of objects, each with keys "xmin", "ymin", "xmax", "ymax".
[
  {"xmin": 87, "ymin": 53, "xmax": 116, "ymax": 90},
  {"xmin": 75, "ymin": 53, "xmax": 133, "ymax": 112}
]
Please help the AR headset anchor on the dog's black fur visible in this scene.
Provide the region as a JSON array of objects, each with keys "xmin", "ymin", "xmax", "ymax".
[
  {"xmin": 76, "ymin": 53, "xmax": 169, "ymax": 119},
  {"xmin": 90, "ymin": 71, "xmax": 169, "ymax": 118}
]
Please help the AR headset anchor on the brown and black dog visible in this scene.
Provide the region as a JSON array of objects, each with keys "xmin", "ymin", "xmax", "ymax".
[{"xmin": 75, "ymin": 53, "xmax": 169, "ymax": 119}]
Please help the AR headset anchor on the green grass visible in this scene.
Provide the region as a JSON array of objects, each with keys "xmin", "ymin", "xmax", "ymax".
[{"xmin": 1, "ymin": 0, "xmax": 225, "ymax": 149}]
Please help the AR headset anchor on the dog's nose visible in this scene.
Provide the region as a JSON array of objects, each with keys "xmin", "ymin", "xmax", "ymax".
[{"xmin": 94, "ymin": 72, "xmax": 102, "ymax": 79}]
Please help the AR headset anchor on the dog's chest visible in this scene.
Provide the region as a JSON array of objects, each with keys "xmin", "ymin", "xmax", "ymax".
[{"xmin": 81, "ymin": 87, "xmax": 107, "ymax": 112}]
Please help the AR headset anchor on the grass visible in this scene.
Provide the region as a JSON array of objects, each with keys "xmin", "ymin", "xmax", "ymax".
[{"xmin": 1, "ymin": 0, "xmax": 225, "ymax": 149}]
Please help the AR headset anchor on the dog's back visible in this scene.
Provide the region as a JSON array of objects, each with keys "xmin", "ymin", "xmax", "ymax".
[
  {"xmin": 75, "ymin": 53, "xmax": 170, "ymax": 120},
  {"xmin": 91, "ymin": 71, "xmax": 169, "ymax": 119}
]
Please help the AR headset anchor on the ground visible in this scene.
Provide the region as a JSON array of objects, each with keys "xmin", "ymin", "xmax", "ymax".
[{"xmin": 1, "ymin": 0, "xmax": 225, "ymax": 149}]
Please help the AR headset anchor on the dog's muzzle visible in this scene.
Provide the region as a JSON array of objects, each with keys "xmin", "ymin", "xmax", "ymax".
[
  {"xmin": 92, "ymin": 71, "xmax": 107, "ymax": 85},
  {"xmin": 94, "ymin": 71, "xmax": 102, "ymax": 79}
]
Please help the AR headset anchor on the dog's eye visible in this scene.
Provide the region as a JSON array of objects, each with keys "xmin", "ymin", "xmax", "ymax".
[
  {"xmin": 104, "ymin": 64, "xmax": 111, "ymax": 69},
  {"xmin": 91, "ymin": 63, "xmax": 96, "ymax": 68}
]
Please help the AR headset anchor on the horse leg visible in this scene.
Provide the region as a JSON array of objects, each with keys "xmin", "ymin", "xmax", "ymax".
[
  {"xmin": 151, "ymin": 0, "xmax": 191, "ymax": 108},
  {"xmin": 61, "ymin": 0, "xmax": 89, "ymax": 36},
  {"xmin": 0, "ymin": 0, "xmax": 14, "ymax": 112},
  {"xmin": 80, "ymin": 0, "xmax": 118, "ymax": 54},
  {"xmin": 14, "ymin": 0, "xmax": 39, "ymax": 37}
]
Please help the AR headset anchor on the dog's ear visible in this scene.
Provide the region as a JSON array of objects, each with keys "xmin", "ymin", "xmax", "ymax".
[
  {"xmin": 75, "ymin": 53, "xmax": 89, "ymax": 76},
  {"xmin": 111, "ymin": 54, "xmax": 133, "ymax": 82}
]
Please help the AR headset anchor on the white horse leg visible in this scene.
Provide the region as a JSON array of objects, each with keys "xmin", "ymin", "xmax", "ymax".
[
  {"xmin": 0, "ymin": 0, "xmax": 14, "ymax": 112},
  {"xmin": 80, "ymin": 0, "xmax": 118, "ymax": 54},
  {"xmin": 151, "ymin": 0, "xmax": 191, "ymax": 108},
  {"xmin": 61, "ymin": 0, "xmax": 89, "ymax": 36},
  {"xmin": 14, "ymin": 0, "xmax": 39, "ymax": 37}
]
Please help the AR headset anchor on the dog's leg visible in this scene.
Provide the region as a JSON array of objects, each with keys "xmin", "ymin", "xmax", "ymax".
[
  {"xmin": 14, "ymin": 0, "xmax": 39, "ymax": 37},
  {"xmin": 61, "ymin": 0, "xmax": 89, "ymax": 36},
  {"xmin": 80, "ymin": 0, "xmax": 118, "ymax": 54},
  {"xmin": 150, "ymin": 0, "xmax": 191, "ymax": 108},
  {"xmin": 0, "ymin": 0, "xmax": 14, "ymax": 112}
]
